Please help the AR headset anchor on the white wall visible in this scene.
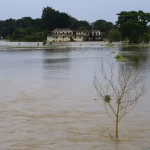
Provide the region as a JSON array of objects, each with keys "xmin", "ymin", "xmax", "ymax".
[
  {"xmin": 73, "ymin": 36, "xmax": 84, "ymax": 42},
  {"xmin": 47, "ymin": 36, "xmax": 71, "ymax": 42}
]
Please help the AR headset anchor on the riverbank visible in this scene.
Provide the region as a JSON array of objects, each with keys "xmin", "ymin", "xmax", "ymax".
[
  {"xmin": 0, "ymin": 41, "xmax": 116, "ymax": 50},
  {"xmin": 0, "ymin": 41, "xmax": 150, "ymax": 50}
]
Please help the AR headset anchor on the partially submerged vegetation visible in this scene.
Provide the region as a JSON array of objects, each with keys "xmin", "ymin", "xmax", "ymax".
[
  {"xmin": 115, "ymin": 54, "xmax": 140, "ymax": 65},
  {"xmin": 129, "ymin": 55, "xmax": 140, "ymax": 64},
  {"xmin": 94, "ymin": 61, "xmax": 146, "ymax": 139},
  {"xmin": 105, "ymin": 43, "xmax": 116, "ymax": 47},
  {"xmin": 115, "ymin": 55, "xmax": 128, "ymax": 62}
]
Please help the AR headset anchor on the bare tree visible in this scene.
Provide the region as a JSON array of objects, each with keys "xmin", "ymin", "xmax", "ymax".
[{"xmin": 93, "ymin": 61, "xmax": 146, "ymax": 139}]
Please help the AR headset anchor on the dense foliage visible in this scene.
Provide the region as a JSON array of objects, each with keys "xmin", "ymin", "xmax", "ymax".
[
  {"xmin": 93, "ymin": 20, "xmax": 114, "ymax": 34},
  {"xmin": 0, "ymin": 7, "xmax": 113, "ymax": 42},
  {"xmin": 116, "ymin": 11, "xmax": 150, "ymax": 43},
  {"xmin": 0, "ymin": 7, "xmax": 150, "ymax": 43},
  {"xmin": 108, "ymin": 28, "xmax": 120, "ymax": 42}
]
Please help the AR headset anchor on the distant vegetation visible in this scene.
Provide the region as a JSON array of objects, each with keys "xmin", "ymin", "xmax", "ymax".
[
  {"xmin": 116, "ymin": 11, "xmax": 150, "ymax": 43},
  {"xmin": 0, "ymin": 7, "xmax": 150, "ymax": 43},
  {"xmin": 0, "ymin": 7, "xmax": 113, "ymax": 42}
]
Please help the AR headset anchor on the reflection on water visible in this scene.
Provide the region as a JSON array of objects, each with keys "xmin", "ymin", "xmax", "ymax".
[
  {"xmin": 119, "ymin": 47, "xmax": 150, "ymax": 68},
  {"xmin": 0, "ymin": 47, "xmax": 149, "ymax": 150}
]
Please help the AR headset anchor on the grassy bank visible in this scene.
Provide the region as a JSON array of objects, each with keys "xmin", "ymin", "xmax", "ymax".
[{"xmin": 0, "ymin": 42, "xmax": 150, "ymax": 50}]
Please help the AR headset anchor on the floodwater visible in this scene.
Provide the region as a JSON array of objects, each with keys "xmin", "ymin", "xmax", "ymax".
[{"xmin": 0, "ymin": 47, "xmax": 149, "ymax": 150}]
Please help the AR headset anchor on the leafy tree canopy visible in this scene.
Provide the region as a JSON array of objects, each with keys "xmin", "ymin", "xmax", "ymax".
[{"xmin": 116, "ymin": 10, "xmax": 150, "ymax": 43}]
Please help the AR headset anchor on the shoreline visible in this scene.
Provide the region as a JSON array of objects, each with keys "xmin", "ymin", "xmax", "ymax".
[{"xmin": 0, "ymin": 41, "xmax": 150, "ymax": 50}]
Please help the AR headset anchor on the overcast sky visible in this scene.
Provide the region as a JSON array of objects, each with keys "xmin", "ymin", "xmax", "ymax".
[{"xmin": 0, "ymin": 0, "xmax": 150, "ymax": 22}]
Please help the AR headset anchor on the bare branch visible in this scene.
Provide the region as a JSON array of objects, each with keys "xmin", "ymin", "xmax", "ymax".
[{"xmin": 94, "ymin": 60, "xmax": 146, "ymax": 139}]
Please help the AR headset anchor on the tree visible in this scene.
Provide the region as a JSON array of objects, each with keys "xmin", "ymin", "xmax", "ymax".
[
  {"xmin": 116, "ymin": 11, "xmax": 150, "ymax": 43},
  {"xmin": 58, "ymin": 13, "xmax": 72, "ymax": 28},
  {"xmin": 108, "ymin": 28, "xmax": 120, "ymax": 42},
  {"xmin": 143, "ymin": 33, "xmax": 150, "ymax": 43},
  {"xmin": 93, "ymin": 62, "xmax": 146, "ymax": 139},
  {"xmin": 16, "ymin": 17, "xmax": 33, "ymax": 28},
  {"xmin": 42, "ymin": 7, "xmax": 73, "ymax": 30},
  {"xmin": 94, "ymin": 20, "xmax": 114, "ymax": 33},
  {"xmin": 0, "ymin": 19, "xmax": 16, "ymax": 37},
  {"xmin": 11, "ymin": 28, "xmax": 26, "ymax": 40},
  {"xmin": 76, "ymin": 20, "xmax": 90, "ymax": 30}
]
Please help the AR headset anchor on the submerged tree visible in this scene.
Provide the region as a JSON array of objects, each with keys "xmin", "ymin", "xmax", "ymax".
[{"xmin": 94, "ymin": 62, "xmax": 146, "ymax": 139}]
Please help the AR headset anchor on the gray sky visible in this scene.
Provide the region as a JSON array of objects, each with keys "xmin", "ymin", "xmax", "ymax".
[{"xmin": 0, "ymin": 0, "xmax": 150, "ymax": 23}]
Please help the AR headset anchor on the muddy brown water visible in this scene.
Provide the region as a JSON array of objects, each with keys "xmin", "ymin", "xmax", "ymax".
[{"xmin": 0, "ymin": 47, "xmax": 149, "ymax": 150}]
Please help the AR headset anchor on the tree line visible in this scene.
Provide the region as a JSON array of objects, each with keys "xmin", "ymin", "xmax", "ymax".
[{"xmin": 0, "ymin": 7, "xmax": 150, "ymax": 43}]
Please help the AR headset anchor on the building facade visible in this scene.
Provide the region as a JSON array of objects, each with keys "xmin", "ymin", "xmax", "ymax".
[
  {"xmin": 47, "ymin": 28, "xmax": 101, "ymax": 43},
  {"xmin": 72, "ymin": 30, "xmax": 85, "ymax": 42},
  {"xmin": 47, "ymin": 28, "xmax": 73, "ymax": 42}
]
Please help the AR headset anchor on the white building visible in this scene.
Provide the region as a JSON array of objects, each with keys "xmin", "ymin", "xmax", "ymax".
[
  {"xmin": 47, "ymin": 28, "xmax": 101, "ymax": 43},
  {"xmin": 47, "ymin": 28, "xmax": 73, "ymax": 42}
]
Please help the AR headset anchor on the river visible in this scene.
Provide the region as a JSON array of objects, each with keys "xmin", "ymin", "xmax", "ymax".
[{"xmin": 0, "ymin": 47, "xmax": 149, "ymax": 150}]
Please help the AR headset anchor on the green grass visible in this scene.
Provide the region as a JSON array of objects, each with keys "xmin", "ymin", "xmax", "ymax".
[
  {"xmin": 105, "ymin": 43, "xmax": 116, "ymax": 47},
  {"xmin": 115, "ymin": 55, "xmax": 128, "ymax": 62}
]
